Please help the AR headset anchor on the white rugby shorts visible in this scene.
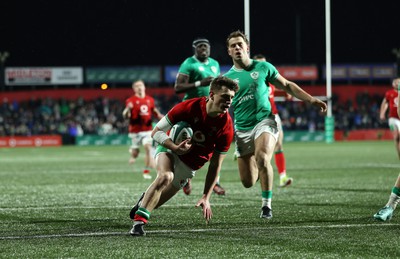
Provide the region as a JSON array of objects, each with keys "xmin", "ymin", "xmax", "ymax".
[{"xmin": 235, "ymin": 117, "xmax": 279, "ymax": 157}]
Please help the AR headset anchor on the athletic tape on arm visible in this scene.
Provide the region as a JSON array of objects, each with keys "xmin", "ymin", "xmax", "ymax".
[
  {"xmin": 153, "ymin": 116, "xmax": 172, "ymax": 144},
  {"xmin": 153, "ymin": 131, "xmax": 170, "ymax": 145}
]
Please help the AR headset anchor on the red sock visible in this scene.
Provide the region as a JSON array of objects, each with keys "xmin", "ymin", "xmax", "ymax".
[
  {"xmin": 274, "ymin": 151, "xmax": 286, "ymax": 175},
  {"xmin": 134, "ymin": 214, "xmax": 148, "ymax": 224}
]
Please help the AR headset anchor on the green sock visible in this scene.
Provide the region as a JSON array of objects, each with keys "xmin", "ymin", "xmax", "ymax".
[
  {"xmin": 261, "ymin": 190, "xmax": 272, "ymax": 208},
  {"xmin": 137, "ymin": 207, "xmax": 151, "ymax": 220},
  {"xmin": 392, "ymin": 186, "xmax": 400, "ymax": 196},
  {"xmin": 262, "ymin": 190, "xmax": 272, "ymax": 199}
]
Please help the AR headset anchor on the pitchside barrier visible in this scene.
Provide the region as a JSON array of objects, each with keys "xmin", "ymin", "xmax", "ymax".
[
  {"xmin": 73, "ymin": 130, "xmax": 392, "ymax": 147},
  {"xmin": 0, "ymin": 135, "xmax": 62, "ymax": 148},
  {"xmin": 75, "ymin": 135, "xmax": 131, "ymax": 146},
  {"xmin": 0, "ymin": 129, "xmax": 392, "ymax": 148},
  {"xmin": 74, "ymin": 133, "xmax": 328, "ymax": 146}
]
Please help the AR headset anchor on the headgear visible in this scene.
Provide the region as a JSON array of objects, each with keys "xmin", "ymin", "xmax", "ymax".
[{"xmin": 192, "ymin": 38, "xmax": 210, "ymax": 48}]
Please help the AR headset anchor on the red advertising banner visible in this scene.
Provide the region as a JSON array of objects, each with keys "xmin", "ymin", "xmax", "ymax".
[
  {"xmin": 0, "ymin": 135, "xmax": 62, "ymax": 148},
  {"xmin": 334, "ymin": 130, "xmax": 392, "ymax": 141},
  {"xmin": 5, "ymin": 67, "xmax": 83, "ymax": 85}
]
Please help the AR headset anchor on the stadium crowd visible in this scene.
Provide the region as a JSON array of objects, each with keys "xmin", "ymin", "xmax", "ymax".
[{"xmin": 0, "ymin": 91, "xmax": 384, "ymax": 139}]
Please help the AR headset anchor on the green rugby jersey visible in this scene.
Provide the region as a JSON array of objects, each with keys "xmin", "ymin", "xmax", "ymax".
[
  {"xmin": 224, "ymin": 60, "xmax": 279, "ymax": 131},
  {"xmin": 178, "ymin": 56, "xmax": 220, "ymax": 101}
]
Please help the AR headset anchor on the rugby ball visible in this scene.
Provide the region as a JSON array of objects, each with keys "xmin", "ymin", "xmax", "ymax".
[{"xmin": 169, "ymin": 121, "xmax": 193, "ymax": 144}]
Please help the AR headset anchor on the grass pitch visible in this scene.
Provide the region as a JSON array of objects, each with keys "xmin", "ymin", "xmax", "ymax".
[{"xmin": 1, "ymin": 141, "xmax": 399, "ymax": 258}]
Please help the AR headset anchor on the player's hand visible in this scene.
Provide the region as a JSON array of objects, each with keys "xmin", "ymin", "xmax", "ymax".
[
  {"xmin": 200, "ymin": 76, "xmax": 214, "ymax": 86},
  {"xmin": 195, "ymin": 197, "xmax": 212, "ymax": 224},
  {"xmin": 311, "ymin": 98, "xmax": 327, "ymax": 114},
  {"xmin": 174, "ymin": 139, "xmax": 192, "ymax": 155}
]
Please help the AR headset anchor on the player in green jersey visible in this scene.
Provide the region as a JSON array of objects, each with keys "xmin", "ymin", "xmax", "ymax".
[
  {"xmin": 174, "ymin": 38, "xmax": 226, "ymax": 196},
  {"xmin": 224, "ymin": 30, "xmax": 327, "ymax": 219},
  {"xmin": 175, "ymin": 38, "xmax": 220, "ymax": 101}
]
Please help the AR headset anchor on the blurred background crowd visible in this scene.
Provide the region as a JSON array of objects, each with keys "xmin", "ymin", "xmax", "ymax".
[{"xmin": 0, "ymin": 90, "xmax": 384, "ymax": 138}]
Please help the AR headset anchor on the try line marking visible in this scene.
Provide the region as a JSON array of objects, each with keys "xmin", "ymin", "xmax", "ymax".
[
  {"xmin": 1, "ymin": 223, "xmax": 399, "ymax": 240},
  {"xmin": 0, "ymin": 203, "xmax": 235, "ymax": 211}
]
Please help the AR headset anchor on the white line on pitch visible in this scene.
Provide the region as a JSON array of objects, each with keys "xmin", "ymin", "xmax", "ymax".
[
  {"xmin": 0, "ymin": 203, "xmax": 235, "ymax": 211},
  {"xmin": 1, "ymin": 223, "xmax": 399, "ymax": 240}
]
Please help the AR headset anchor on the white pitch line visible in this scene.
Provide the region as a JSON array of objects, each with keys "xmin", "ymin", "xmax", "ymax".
[
  {"xmin": 0, "ymin": 203, "xmax": 235, "ymax": 211},
  {"xmin": 1, "ymin": 223, "xmax": 399, "ymax": 240}
]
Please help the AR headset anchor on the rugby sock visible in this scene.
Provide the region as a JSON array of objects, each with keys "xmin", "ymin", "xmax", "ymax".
[
  {"xmin": 143, "ymin": 167, "xmax": 151, "ymax": 175},
  {"xmin": 392, "ymin": 186, "xmax": 400, "ymax": 196},
  {"xmin": 134, "ymin": 207, "xmax": 151, "ymax": 224},
  {"xmin": 387, "ymin": 187, "xmax": 400, "ymax": 209},
  {"xmin": 262, "ymin": 190, "xmax": 272, "ymax": 208},
  {"xmin": 274, "ymin": 151, "xmax": 286, "ymax": 176}
]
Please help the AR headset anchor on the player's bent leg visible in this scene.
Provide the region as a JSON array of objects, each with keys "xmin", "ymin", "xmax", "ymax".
[
  {"xmin": 145, "ymin": 171, "xmax": 175, "ymax": 206},
  {"xmin": 213, "ymin": 183, "xmax": 226, "ymax": 195},
  {"xmin": 254, "ymin": 132, "xmax": 276, "ymax": 219},
  {"xmin": 183, "ymin": 178, "xmax": 192, "ymax": 195},
  {"xmin": 155, "ymin": 183, "xmax": 180, "ymax": 209},
  {"xmin": 129, "ymin": 172, "xmax": 175, "ymax": 237},
  {"xmin": 138, "ymin": 153, "xmax": 175, "ymax": 212},
  {"xmin": 237, "ymin": 154, "xmax": 259, "ymax": 188},
  {"xmin": 254, "ymin": 133, "xmax": 276, "ymax": 191}
]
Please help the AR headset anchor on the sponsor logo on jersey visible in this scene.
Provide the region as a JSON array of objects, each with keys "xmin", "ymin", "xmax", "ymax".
[
  {"xmin": 140, "ymin": 105, "xmax": 149, "ymax": 115},
  {"xmin": 238, "ymin": 94, "xmax": 254, "ymax": 105},
  {"xmin": 250, "ymin": 72, "xmax": 259, "ymax": 80}
]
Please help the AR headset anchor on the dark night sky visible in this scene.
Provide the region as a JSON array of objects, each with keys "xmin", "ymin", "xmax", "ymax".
[{"xmin": 1, "ymin": 0, "xmax": 399, "ymax": 67}]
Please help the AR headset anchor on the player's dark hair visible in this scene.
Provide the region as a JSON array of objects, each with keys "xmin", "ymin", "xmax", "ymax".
[
  {"xmin": 226, "ymin": 30, "xmax": 249, "ymax": 47},
  {"xmin": 210, "ymin": 76, "xmax": 239, "ymax": 93},
  {"xmin": 132, "ymin": 79, "xmax": 145, "ymax": 86},
  {"xmin": 253, "ymin": 53, "xmax": 266, "ymax": 60}
]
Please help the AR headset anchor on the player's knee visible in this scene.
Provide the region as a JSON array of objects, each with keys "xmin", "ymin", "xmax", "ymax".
[
  {"xmin": 130, "ymin": 148, "xmax": 139, "ymax": 157},
  {"xmin": 240, "ymin": 174, "xmax": 257, "ymax": 188},
  {"xmin": 255, "ymin": 156, "xmax": 271, "ymax": 169},
  {"xmin": 241, "ymin": 179, "xmax": 254, "ymax": 188},
  {"xmin": 155, "ymin": 171, "xmax": 174, "ymax": 187}
]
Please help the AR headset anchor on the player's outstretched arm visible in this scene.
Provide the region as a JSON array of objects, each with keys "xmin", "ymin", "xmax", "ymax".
[
  {"xmin": 273, "ymin": 75, "xmax": 327, "ymax": 113},
  {"xmin": 195, "ymin": 153, "xmax": 226, "ymax": 223}
]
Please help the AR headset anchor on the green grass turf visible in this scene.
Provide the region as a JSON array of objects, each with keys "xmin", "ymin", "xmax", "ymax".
[{"xmin": 1, "ymin": 141, "xmax": 399, "ymax": 258}]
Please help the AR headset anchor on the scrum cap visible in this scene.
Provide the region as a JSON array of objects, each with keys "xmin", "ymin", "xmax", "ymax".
[{"xmin": 192, "ymin": 38, "xmax": 210, "ymax": 48}]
